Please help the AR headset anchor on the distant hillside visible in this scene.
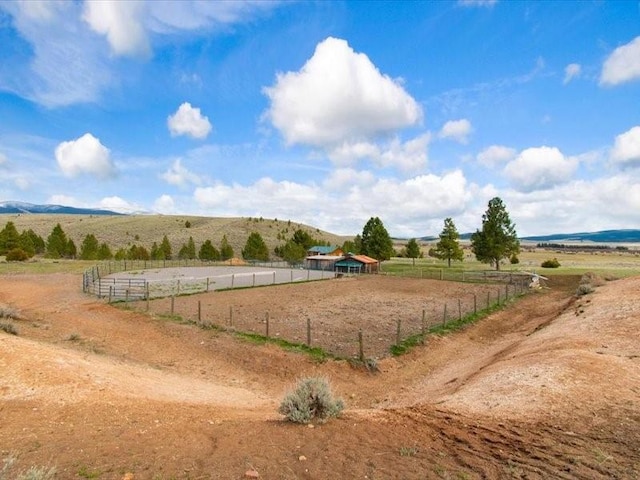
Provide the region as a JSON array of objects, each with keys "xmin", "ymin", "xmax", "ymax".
[
  {"xmin": 0, "ymin": 213, "xmax": 351, "ymax": 258},
  {"xmin": 0, "ymin": 201, "xmax": 122, "ymax": 216},
  {"xmin": 522, "ymin": 230, "xmax": 640, "ymax": 244}
]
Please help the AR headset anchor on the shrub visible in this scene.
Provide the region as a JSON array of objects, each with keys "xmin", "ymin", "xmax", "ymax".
[
  {"xmin": 6, "ymin": 248, "xmax": 29, "ymax": 262},
  {"xmin": 509, "ymin": 254, "xmax": 520, "ymax": 264},
  {"xmin": 0, "ymin": 305, "xmax": 19, "ymax": 319},
  {"xmin": 278, "ymin": 377, "xmax": 344, "ymax": 424},
  {"xmin": 580, "ymin": 272, "xmax": 605, "ymax": 287},
  {"xmin": 576, "ymin": 283, "xmax": 594, "ymax": 296},
  {"xmin": 0, "ymin": 322, "xmax": 18, "ymax": 335},
  {"xmin": 541, "ymin": 258, "xmax": 560, "ymax": 268}
]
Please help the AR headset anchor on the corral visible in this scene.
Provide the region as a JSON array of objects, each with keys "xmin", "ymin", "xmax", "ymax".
[{"xmin": 130, "ymin": 273, "xmax": 524, "ymax": 359}]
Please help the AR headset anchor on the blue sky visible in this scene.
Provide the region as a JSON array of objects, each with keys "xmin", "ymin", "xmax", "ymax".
[{"xmin": 1, "ymin": 1, "xmax": 639, "ymax": 237}]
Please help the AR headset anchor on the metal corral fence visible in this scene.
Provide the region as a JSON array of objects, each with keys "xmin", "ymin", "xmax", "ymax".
[{"xmin": 83, "ymin": 259, "xmax": 336, "ymax": 300}]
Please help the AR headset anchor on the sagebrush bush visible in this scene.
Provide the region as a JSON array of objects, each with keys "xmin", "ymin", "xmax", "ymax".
[
  {"xmin": 0, "ymin": 322, "xmax": 18, "ymax": 335},
  {"xmin": 580, "ymin": 272, "xmax": 605, "ymax": 287},
  {"xmin": 541, "ymin": 258, "xmax": 561, "ymax": 268},
  {"xmin": 576, "ymin": 283, "xmax": 594, "ymax": 296},
  {"xmin": 0, "ymin": 305, "xmax": 19, "ymax": 319},
  {"xmin": 278, "ymin": 377, "xmax": 344, "ymax": 424}
]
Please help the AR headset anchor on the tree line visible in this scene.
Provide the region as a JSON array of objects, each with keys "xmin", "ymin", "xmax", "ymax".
[{"xmin": 0, "ymin": 196, "xmax": 519, "ymax": 270}]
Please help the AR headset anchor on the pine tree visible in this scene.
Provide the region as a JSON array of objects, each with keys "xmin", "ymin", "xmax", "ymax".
[
  {"xmin": 0, "ymin": 221, "xmax": 21, "ymax": 254},
  {"xmin": 360, "ymin": 217, "xmax": 394, "ymax": 261},
  {"xmin": 405, "ymin": 238, "xmax": 421, "ymax": 266},
  {"xmin": 220, "ymin": 235, "xmax": 234, "ymax": 261},
  {"xmin": 471, "ymin": 197, "xmax": 520, "ymax": 271},
  {"xmin": 199, "ymin": 240, "xmax": 220, "ymax": 261},
  {"xmin": 434, "ymin": 218, "xmax": 464, "ymax": 267},
  {"xmin": 46, "ymin": 224, "xmax": 68, "ymax": 258},
  {"xmin": 80, "ymin": 234, "xmax": 100, "ymax": 260},
  {"xmin": 159, "ymin": 235, "xmax": 172, "ymax": 260},
  {"xmin": 242, "ymin": 232, "xmax": 269, "ymax": 261}
]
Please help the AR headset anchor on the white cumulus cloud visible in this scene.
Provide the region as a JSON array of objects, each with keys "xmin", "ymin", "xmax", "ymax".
[
  {"xmin": 83, "ymin": 1, "xmax": 150, "ymax": 57},
  {"xmin": 610, "ymin": 126, "xmax": 640, "ymax": 168},
  {"xmin": 167, "ymin": 103, "xmax": 213, "ymax": 139},
  {"xmin": 328, "ymin": 133, "xmax": 431, "ymax": 173},
  {"xmin": 503, "ymin": 146, "xmax": 578, "ymax": 192},
  {"xmin": 160, "ymin": 159, "xmax": 202, "ymax": 187},
  {"xmin": 563, "ymin": 63, "xmax": 581, "ymax": 84},
  {"xmin": 55, "ymin": 133, "xmax": 116, "ymax": 179},
  {"xmin": 458, "ymin": 0, "xmax": 497, "ymax": 7},
  {"xmin": 263, "ymin": 37, "xmax": 422, "ymax": 148},
  {"xmin": 600, "ymin": 36, "xmax": 640, "ymax": 86},
  {"xmin": 439, "ymin": 119, "xmax": 472, "ymax": 144},
  {"xmin": 477, "ymin": 145, "xmax": 516, "ymax": 168},
  {"xmin": 153, "ymin": 194, "xmax": 176, "ymax": 213},
  {"xmin": 99, "ymin": 196, "xmax": 143, "ymax": 213}
]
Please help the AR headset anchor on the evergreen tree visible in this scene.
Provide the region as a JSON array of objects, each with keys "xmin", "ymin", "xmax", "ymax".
[
  {"xmin": 97, "ymin": 242, "xmax": 113, "ymax": 260},
  {"xmin": 405, "ymin": 238, "xmax": 421, "ymax": 266},
  {"xmin": 198, "ymin": 240, "xmax": 220, "ymax": 261},
  {"xmin": 0, "ymin": 221, "xmax": 20, "ymax": 255},
  {"xmin": 66, "ymin": 239, "xmax": 77, "ymax": 259},
  {"xmin": 18, "ymin": 230, "xmax": 36, "ymax": 257},
  {"xmin": 242, "ymin": 232, "xmax": 269, "ymax": 261},
  {"xmin": 80, "ymin": 234, "xmax": 100, "ymax": 260},
  {"xmin": 360, "ymin": 217, "xmax": 394, "ymax": 261},
  {"xmin": 220, "ymin": 235, "xmax": 234, "ymax": 261},
  {"xmin": 159, "ymin": 235, "xmax": 172, "ymax": 260},
  {"xmin": 277, "ymin": 239, "xmax": 307, "ymax": 265},
  {"xmin": 46, "ymin": 223, "xmax": 68, "ymax": 258},
  {"xmin": 128, "ymin": 244, "xmax": 150, "ymax": 260},
  {"xmin": 434, "ymin": 218, "xmax": 464, "ymax": 267},
  {"xmin": 25, "ymin": 229, "xmax": 45, "ymax": 254},
  {"xmin": 186, "ymin": 236, "xmax": 196, "ymax": 259},
  {"xmin": 471, "ymin": 197, "xmax": 520, "ymax": 271}
]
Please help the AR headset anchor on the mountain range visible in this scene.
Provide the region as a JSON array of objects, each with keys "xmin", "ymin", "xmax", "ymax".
[{"xmin": 0, "ymin": 201, "xmax": 122, "ymax": 216}]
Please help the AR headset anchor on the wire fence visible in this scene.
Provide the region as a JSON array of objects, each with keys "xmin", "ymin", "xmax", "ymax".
[{"xmin": 123, "ymin": 280, "xmax": 529, "ymax": 360}]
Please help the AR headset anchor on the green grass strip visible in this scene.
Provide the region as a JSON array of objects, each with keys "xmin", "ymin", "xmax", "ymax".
[{"xmin": 389, "ymin": 295, "xmax": 522, "ymax": 356}]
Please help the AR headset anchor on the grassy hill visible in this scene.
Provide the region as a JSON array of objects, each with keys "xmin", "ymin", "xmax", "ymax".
[{"xmin": 0, "ymin": 214, "xmax": 352, "ymax": 257}]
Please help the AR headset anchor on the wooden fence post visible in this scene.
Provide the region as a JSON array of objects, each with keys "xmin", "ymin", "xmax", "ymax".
[
  {"xmin": 396, "ymin": 319, "xmax": 402, "ymax": 345},
  {"xmin": 306, "ymin": 318, "xmax": 311, "ymax": 346},
  {"xmin": 458, "ymin": 299, "xmax": 462, "ymax": 321},
  {"xmin": 439, "ymin": 269, "xmax": 443, "ymax": 281},
  {"xmin": 198, "ymin": 301, "xmax": 202, "ymax": 322},
  {"xmin": 265, "ymin": 312, "xmax": 270, "ymax": 338},
  {"xmin": 125, "ymin": 289, "xmax": 129, "ymax": 306},
  {"xmin": 358, "ymin": 330, "xmax": 364, "ymax": 361},
  {"xmin": 252, "ymin": 273, "xmax": 256, "ymax": 287},
  {"xmin": 171, "ymin": 296, "xmax": 175, "ymax": 315},
  {"xmin": 487, "ymin": 291, "xmax": 490, "ymax": 309},
  {"xmin": 421, "ymin": 309, "xmax": 426, "ymax": 344},
  {"xmin": 108, "ymin": 285, "xmax": 112, "ymax": 304},
  {"xmin": 231, "ymin": 274, "xmax": 235, "ymax": 288},
  {"xmin": 442, "ymin": 304, "xmax": 447, "ymax": 326},
  {"xmin": 206, "ymin": 277, "xmax": 210, "ymax": 292},
  {"xmin": 273, "ymin": 272, "xmax": 276, "ymax": 285},
  {"xmin": 473, "ymin": 293, "xmax": 477, "ymax": 315},
  {"xmin": 229, "ymin": 306, "xmax": 233, "ymax": 326}
]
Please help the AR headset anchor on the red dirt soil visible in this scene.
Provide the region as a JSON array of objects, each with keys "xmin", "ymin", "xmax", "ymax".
[{"xmin": 0, "ymin": 273, "xmax": 639, "ymax": 479}]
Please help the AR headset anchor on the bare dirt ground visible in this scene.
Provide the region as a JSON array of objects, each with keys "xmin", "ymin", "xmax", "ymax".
[
  {"xmin": 0, "ymin": 273, "xmax": 639, "ymax": 479},
  {"xmin": 136, "ymin": 276, "xmax": 514, "ymax": 359}
]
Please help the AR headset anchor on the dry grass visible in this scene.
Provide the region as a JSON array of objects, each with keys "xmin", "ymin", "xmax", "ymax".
[{"xmin": 0, "ymin": 214, "xmax": 351, "ymax": 256}]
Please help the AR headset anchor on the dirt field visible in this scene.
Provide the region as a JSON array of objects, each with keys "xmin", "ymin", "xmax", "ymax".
[
  {"xmin": 1, "ymin": 272, "xmax": 639, "ymax": 479},
  {"xmin": 135, "ymin": 275, "xmax": 518, "ymax": 359}
]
